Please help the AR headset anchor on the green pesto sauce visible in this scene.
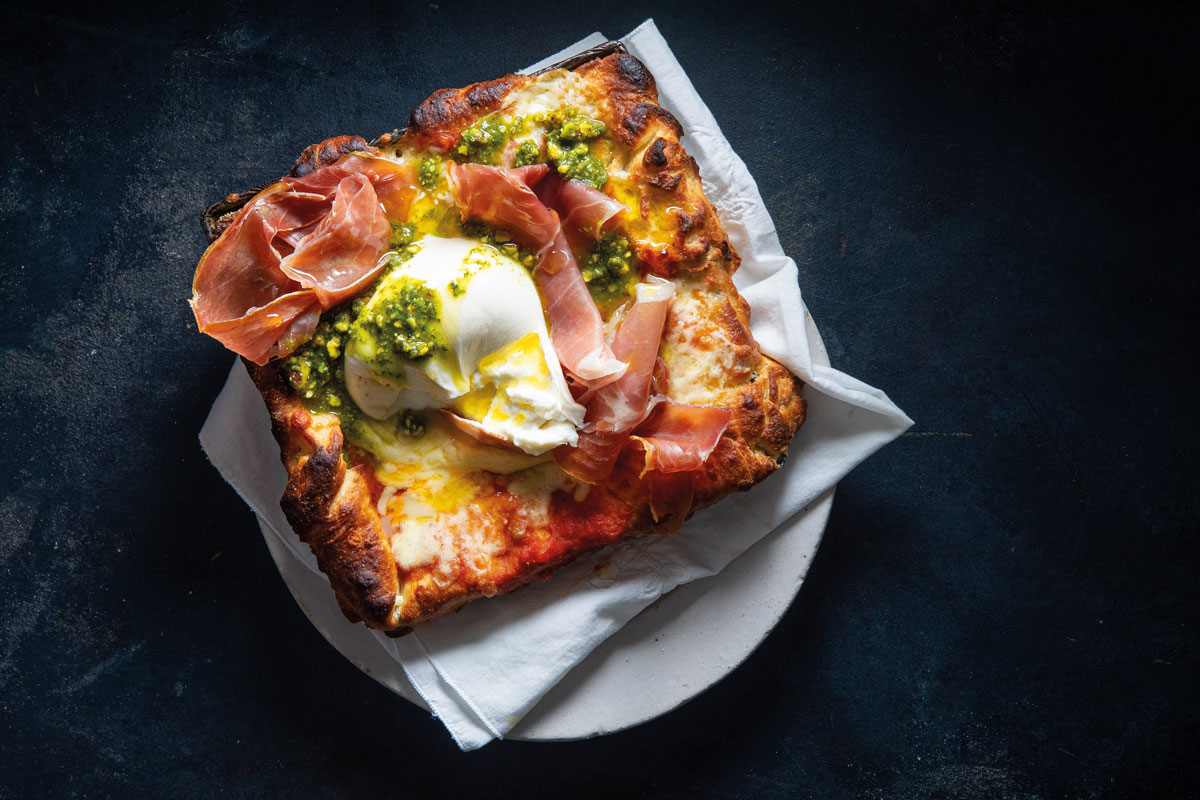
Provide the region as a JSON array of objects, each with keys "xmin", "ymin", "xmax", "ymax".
[
  {"xmin": 582, "ymin": 232, "xmax": 636, "ymax": 307},
  {"xmin": 389, "ymin": 221, "xmax": 418, "ymax": 249},
  {"xmin": 447, "ymin": 247, "xmax": 483, "ymax": 296},
  {"xmin": 460, "ymin": 218, "xmax": 537, "ymax": 269},
  {"xmin": 418, "ymin": 155, "xmax": 442, "ymax": 190},
  {"xmin": 556, "ymin": 113, "xmax": 607, "ymax": 141},
  {"xmin": 452, "ymin": 107, "xmax": 608, "ymax": 187},
  {"xmin": 382, "ymin": 223, "xmax": 426, "ymax": 278},
  {"xmin": 351, "ymin": 276, "xmax": 446, "ymax": 375},
  {"xmin": 306, "ymin": 373, "xmax": 362, "ymax": 428},
  {"xmin": 283, "ymin": 302, "xmax": 369, "ymax": 434},
  {"xmin": 454, "ymin": 116, "xmax": 523, "ymax": 165},
  {"xmin": 544, "ymin": 108, "xmax": 608, "ymax": 189},
  {"xmin": 356, "ymin": 278, "xmax": 445, "ymax": 361},
  {"xmin": 513, "ymin": 139, "xmax": 541, "ymax": 167},
  {"xmin": 284, "ymin": 305, "xmax": 359, "ymax": 400},
  {"xmin": 448, "ymin": 244, "xmax": 514, "ymax": 297}
]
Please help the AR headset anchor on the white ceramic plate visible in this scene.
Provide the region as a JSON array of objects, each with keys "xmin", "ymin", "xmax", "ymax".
[{"xmin": 261, "ymin": 310, "xmax": 831, "ymax": 741}]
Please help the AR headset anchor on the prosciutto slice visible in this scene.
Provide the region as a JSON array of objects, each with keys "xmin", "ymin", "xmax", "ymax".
[
  {"xmin": 630, "ymin": 401, "xmax": 732, "ymax": 474},
  {"xmin": 257, "ymin": 187, "xmax": 332, "ymax": 252},
  {"xmin": 536, "ymin": 177, "xmax": 626, "ymax": 246},
  {"xmin": 279, "ymin": 174, "xmax": 390, "ymax": 307},
  {"xmin": 195, "ymin": 289, "xmax": 320, "ymax": 366},
  {"xmin": 191, "ymin": 155, "xmax": 411, "ymax": 364},
  {"xmin": 556, "ymin": 276, "xmax": 732, "ymax": 488},
  {"xmin": 290, "ymin": 154, "xmax": 416, "ymax": 220},
  {"xmin": 631, "ymin": 401, "xmax": 732, "ymax": 531},
  {"xmin": 446, "ymin": 163, "xmax": 624, "ymax": 383},
  {"xmin": 446, "ymin": 163, "xmax": 573, "ymax": 274},
  {"xmin": 556, "ymin": 277, "xmax": 676, "ymax": 484},
  {"xmin": 192, "ymin": 192, "xmax": 321, "ymax": 363},
  {"xmin": 644, "ymin": 470, "xmax": 695, "ymax": 533}
]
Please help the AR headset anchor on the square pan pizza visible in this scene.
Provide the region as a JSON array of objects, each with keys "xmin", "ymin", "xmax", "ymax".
[{"xmin": 191, "ymin": 42, "xmax": 806, "ymax": 633}]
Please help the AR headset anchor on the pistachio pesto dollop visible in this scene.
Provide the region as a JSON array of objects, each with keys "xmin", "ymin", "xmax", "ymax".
[
  {"xmin": 512, "ymin": 139, "xmax": 541, "ymax": 167},
  {"xmin": 451, "ymin": 106, "xmax": 609, "ymax": 188},
  {"xmin": 282, "ymin": 302, "xmax": 368, "ymax": 428},
  {"xmin": 349, "ymin": 276, "xmax": 447, "ymax": 376},
  {"xmin": 454, "ymin": 116, "xmax": 523, "ymax": 165},
  {"xmin": 581, "ymin": 232, "xmax": 636, "ymax": 307},
  {"xmin": 544, "ymin": 108, "xmax": 608, "ymax": 189},
  {"xmin": 284, "ymin": 304, "xmax": 359, "ymax": 399},
  {"xmin": 418, "ymin": 156, "xmax": 442, "ymax": 190}
]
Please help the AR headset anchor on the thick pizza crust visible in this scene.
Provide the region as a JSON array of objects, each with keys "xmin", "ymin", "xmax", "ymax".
[
  {"xmin": 245, "ymin": 361, "xmax": 401, "ymax": 626},
  {"xmin": 225, "ymin": 52, "xmax": 806, "ymax": 632}
]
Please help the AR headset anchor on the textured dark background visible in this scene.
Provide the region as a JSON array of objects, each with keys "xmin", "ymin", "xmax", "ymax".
[{"xmin": 1, "ymin": 1, "xmax": 1196, "ymax": 797}]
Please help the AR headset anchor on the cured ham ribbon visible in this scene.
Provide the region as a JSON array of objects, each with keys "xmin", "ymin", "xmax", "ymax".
[
  {"xmin": 556, "ymin": 277, "xmax": 677, "ymax": 484},
  {"xmin": 289, "ymin": 154, "xmax": 416, "ymax": 220},
  {"xmin": 630, "ymin": 401, "xmax": 732, "ymax": 475},
  {"xmin": 643, "ymin": 471, "xmax": 695, "ymax": 533},
  {"xmin": 556, "ymin": 275, "xmax": 731, "ymax": 488},
  {"xmin": 191, "ymin": 155, "xmax": 412, "ymax": 364},
  {"xmin": 279, "ymin": 174, "xmax": 391, "ymax": 307},
  {"xmin": 446, "ymin": 162, "xmax": 625, "ymax": 383},
  {"xmin": 630, "ymin": 401, "xmax": 732, "ymax": 531},
  {"xmin": 536, "ymin": 177, "xmax": 626, "ymax": 248},
  {"xmin": 446, "ymin": 163, "xmax": 571, "ymax": 273},
  {"xmin": 194, "ymin": 286, "xmax": 322, "ymax": 366}
]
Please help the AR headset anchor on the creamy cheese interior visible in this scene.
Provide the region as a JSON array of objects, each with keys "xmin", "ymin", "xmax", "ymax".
[{"xmin": 345, "ymin": 235, "xmax": 585, "ymax": 456}]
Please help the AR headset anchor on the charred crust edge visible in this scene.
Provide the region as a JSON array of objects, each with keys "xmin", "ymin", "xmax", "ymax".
[
  {"xmin": 289, "ymin": 135, "xmax": 375, "ymax": 177},
  {"xmin": 623, "ymin": 102, "xmax": 683, "ymax": 144},
  {"xmin": 643, "ymin": 137, "xmax": 670, "ymax": 168},
  {"xmin": 614, "ymin": 53, "xmax": 654, "ymax": 92},
  {"xmin": 407, "ymin": 74, "xmax": 527, "ymax": 148},
  {"xmin": 577, "ymin": 54, "xmax": 684, "ymax": 146},
  {"xmin": 243, "ymin": 359, "xmax": 399, "ymax": 628}
]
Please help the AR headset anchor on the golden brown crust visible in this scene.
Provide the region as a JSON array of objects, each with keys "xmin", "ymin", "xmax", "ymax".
[
  {"xmin": 289, "ymin": 135, "xmax": 376, "ymax": 178},
  {"xmin": 214, "ymin": 53, "xmax": 807, "ymax": 632},
  {"xmin": 653, "ymin": 266, "xmax": 807, "ymax": 520},
  {"xmin": 406, "ymin": 74, "xmax": 529, "ymax": 149},
  {"xmin": 576, "ymin": 53, "xmax": 684, "ymax": 146},
  {"xmin": 244, "ymin": 361, "xmax": 400, "ymax": 628},
  {"xmin": 578, "ymin": 54, "xmax": 736, "ymax": 276},
  {"xmin": 693, "ymin": 359, "xmax": 807, "ymax": 505}
]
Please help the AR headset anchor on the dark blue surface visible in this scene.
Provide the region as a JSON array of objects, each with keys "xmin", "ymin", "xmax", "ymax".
[{"xmin": 1, "ymin": 2, "xmax": 1196, "ymax": 797}]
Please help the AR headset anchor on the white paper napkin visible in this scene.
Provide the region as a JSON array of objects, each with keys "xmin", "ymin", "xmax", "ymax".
[{"xmin": 199, "ymin": 19, "xmax": 912, "ymax": 751}]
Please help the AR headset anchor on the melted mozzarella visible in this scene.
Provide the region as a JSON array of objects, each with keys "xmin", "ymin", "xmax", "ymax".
[
  {"xmin": 362, "ymin": 413, "xmax": 551, "ymax": 573},
  {"xmin": 366, "ymin": 417, "xmax": 574, "ymax": 575},
  {"xmin": 658, "ymin": 276, "xmax": 748, "ymax": 406}
]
